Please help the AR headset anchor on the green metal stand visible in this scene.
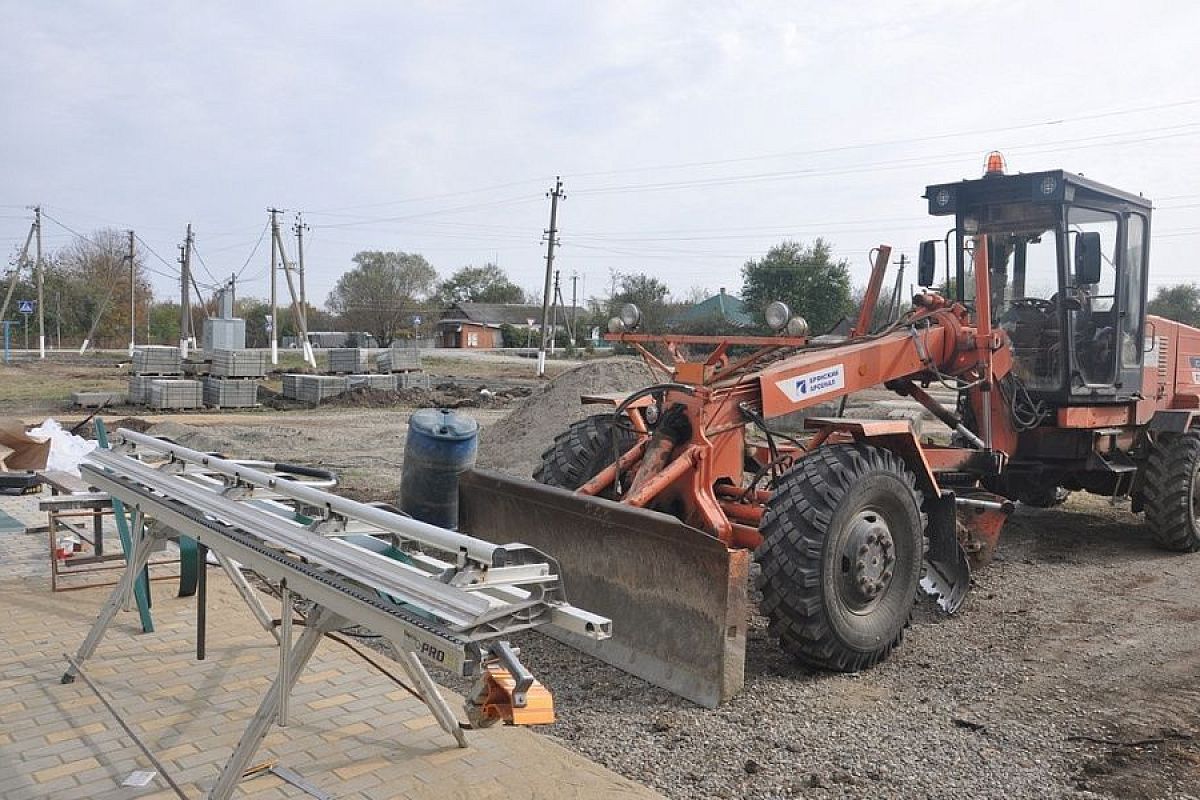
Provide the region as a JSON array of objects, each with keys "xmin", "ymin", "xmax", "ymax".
[{"xmin": 93, "ymin": 418, "xmax": 153, "ymax": 633}]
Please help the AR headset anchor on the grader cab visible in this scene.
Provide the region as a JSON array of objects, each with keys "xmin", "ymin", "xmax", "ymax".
[{"xmin": 460, "ymin": 156, "xmax": 1200, "ymax": 706}]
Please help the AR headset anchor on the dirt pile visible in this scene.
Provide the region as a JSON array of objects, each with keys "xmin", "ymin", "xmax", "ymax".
[
  {"xmin": 144, "ymin": 420, "xmax": 243, "ymax": 455},
  {"xmin": 476, "ymin": 358, "xmax": 654, "ymax": 478}
]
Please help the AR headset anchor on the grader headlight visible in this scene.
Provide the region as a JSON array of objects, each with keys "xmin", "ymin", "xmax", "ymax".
[{"xmin": 765, "ymin": 301, "xmax": 791, "ymax": 331}]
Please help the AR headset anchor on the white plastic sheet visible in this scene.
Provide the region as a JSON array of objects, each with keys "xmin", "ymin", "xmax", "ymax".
[{"xmin": 27, "ymin": 418, "xmax": 98, "ymax": 477}]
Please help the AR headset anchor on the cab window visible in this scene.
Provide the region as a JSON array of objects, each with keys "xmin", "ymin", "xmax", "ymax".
[{"xmin": 1067, "ymin": 207, "xmax": 1120, "ymax": 385}]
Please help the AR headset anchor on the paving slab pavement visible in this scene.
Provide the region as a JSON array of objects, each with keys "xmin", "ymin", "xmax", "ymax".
[{"xmin": 0, "ymin": 523, "xmax": 661, "ymax": 799}]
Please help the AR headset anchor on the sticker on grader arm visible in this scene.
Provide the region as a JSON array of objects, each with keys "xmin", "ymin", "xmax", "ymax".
[{"xmin": 775, "ymin": 363, "xmax": 846, "ymax": 403}]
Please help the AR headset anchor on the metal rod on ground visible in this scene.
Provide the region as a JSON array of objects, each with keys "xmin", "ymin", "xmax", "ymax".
[{"xmin": 63, "ymin": 654, "xmax": 191, "ymax": 800}]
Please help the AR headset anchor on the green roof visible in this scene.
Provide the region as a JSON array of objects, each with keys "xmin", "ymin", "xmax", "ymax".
[{"xmin": 672, "ymin": 290, "xmax": 755, "ymax": 328}]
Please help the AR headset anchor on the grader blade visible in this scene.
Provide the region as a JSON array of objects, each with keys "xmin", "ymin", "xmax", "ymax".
[{"xmin": 458, "ymin": 469, "xmax": 749, "ymax": 708}]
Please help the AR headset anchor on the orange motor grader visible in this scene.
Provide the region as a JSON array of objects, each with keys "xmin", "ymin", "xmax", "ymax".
[{"xmin": 459, "ymin": 158, "xmax": 1200, "ymax": 706}]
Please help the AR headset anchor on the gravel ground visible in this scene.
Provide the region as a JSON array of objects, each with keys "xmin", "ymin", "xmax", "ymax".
[
  {"xmin": 474, "ymin": 495, "xmax": 1200, "ymax": 800},
  {"xmin": 82, "ymin": 364, "xmax": 1200, "ymax": 799}
]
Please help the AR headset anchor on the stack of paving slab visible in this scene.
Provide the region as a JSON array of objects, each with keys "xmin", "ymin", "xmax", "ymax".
[
  {"xmin": 210, "ymin": 349, "xmax": 268, "ymax": 378},
  {"xmin": 132, "ymin": 346, "xmax": 183, "ymax": 375},
  {"xmin": 397, "ymin": 372, "xmax": 432, "ymax": 389},
  {"xmin": 181, "ymin": 357, "xmax": 211, "ymax": 377},
  {"xmin": 129, "ymin": 346, "xmax": 184, "ymax": 405},
  {"xmin": 327, "ymin": 348, "xmax": 369, "ymax": 374},
  {"xmin": 72, "ymin": 390, "xmax": 127, "ymax": 408},
  {"xmin": 148, "ymin": 379, "xmax": 203, "ymax": 410},
  {"xmin": 202, "ymin": 377, "xmax": 258, "ymax": 408},
  {"xmin": 376, "ymin": 348, "xmax": 422, "ymax": 373},
  {"xmin": 346, "ymin": 374, "xmax": 398, "ymax": 391},
  {"xmin": 282, "ymin": 374, "xmax": 352, "ymax": 404},
  {"xmin": 282, "ymin": 372, "xmax": 405, "ymax": 403},
  {"xmin": 202, "ymin": 349, "xmax": 266, "ymax": 408}
]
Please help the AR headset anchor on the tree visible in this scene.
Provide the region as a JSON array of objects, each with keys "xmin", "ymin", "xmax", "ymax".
[
  {"xmin": 54, "ymin": 229, "xmax": 153, "ymax": 348},
  {"xmin": 741, "ymin": 239, "xmax": 854, "ymax": 335},
  {"xmin": 326, "ymin": 251, "xmax": 436, "ymax": 346},
  {"xmin": 609, "ymin": 271, "xmax": 671, "ymax": 331},
  {"xmin": 435, "ymin": 263, "xmax": 524, "ymax": 305},
  {"xmin": 1148, "ymin": 283, "xmax": 1200, "ymax": 328},
  {"xmin": 148, "ymin": 301, "xmax": 181, "ymax": 344}
]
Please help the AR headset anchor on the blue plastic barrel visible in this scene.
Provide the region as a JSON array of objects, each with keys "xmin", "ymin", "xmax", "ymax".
[{"xmin": 399, "ymin": 408, "xmax": 479, "ymax": 530}]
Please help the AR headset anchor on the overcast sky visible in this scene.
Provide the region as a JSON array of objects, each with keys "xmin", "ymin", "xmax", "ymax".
[{"xmin": 2, "ymin": 1, "xmax": 1198, "ymax": 310}]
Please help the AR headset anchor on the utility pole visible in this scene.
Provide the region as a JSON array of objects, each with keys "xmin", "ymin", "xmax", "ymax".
[
  {"xmin": 537, "ymin": 177, "xmax": 564, "ymax": 377},
  {"xmin": 293, "ymin": 213, "xmax": 308, "ymax": 328},
  {"xmin": 55, "ymin": 290, "xmax": 61, "ymax": 349},
  {"xmin": 0, "ymin": 217, "xmax": 35, "ymax": 325},
  {"xmin": 549, "ymin": 270, "xmax": 561, "ymax": 354},
  {"xmin": 127, "ymin": 230, "xmax": 136, "ymax": 355},
  {"xmin": 35, "ymin": 206, "xmax": 44, "ymax": 358},
  {"xmin": 270, "ymin": 209, "xmax": 315, "ymax": 368},
  {"xmin": 179, "ymin": 224, "xmax": 193, "ymax": 357},
  {"xmin": 268, "ymin": 208, "xmax": 280, "ymax": 365},
  {"xmin": 570, "ymin": 272, "xmax": 578, "ymax": 346}
]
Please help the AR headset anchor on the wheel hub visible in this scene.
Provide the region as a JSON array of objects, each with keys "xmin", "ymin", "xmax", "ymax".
[{"xmin": 843, "ymin": 511, "xmax": 896, "ymax": 605}]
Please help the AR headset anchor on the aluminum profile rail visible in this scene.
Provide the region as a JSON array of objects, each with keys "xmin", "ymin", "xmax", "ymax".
[
  {"xmin": 65, "ymin": 433, "xmax": 613, "ymax": 800},
  {"xmin": 114, "ymin": 428, "xmax": 516, "ymax": 568},
  {"xmin": 85, "ymin": 436, "xmax": 611, "ymax": 646}
]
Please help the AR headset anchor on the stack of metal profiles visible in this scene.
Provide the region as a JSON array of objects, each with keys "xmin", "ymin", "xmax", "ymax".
[
  {"xmin": 148, "ymin": 379, "xmax": 203, "ymax": 409},
  {"xmin": 202, "ymin": 377, "xmax": 258, "ymax": 408},
  {"xmin": 376, "ymin": 348, "xmax": 422, "ymax": 373},
  {"xmin": 66, "ymin": 429, "xmax": 611, "ymax": 797},
  {"xmin": 209, "ymin": 349, "xmax": 268, "ymax": 378},
  {"xmin": 131, "ymin": 346, "xmax": 183, "ymax": 376},
  {"xmin": 328, "ymin": 348, "xmax": 369, "ymax": 374}
]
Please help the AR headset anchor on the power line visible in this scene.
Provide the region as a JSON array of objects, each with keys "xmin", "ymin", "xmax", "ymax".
[
  {"xmin": 564, "ymin": 97, "xmax": 1200, "ymax": 180},
  {"xmin": 235, "ymin": 222, "xmax": 270, "ymax": 280},
  {"xmin": 302, "ymin": 177, "xmax": 552, "ymax": 216},
  {"xmin": 310, "ymin": 194, "xmax": 544, "ymax": 230},
  {"xmin": 570, "ymin": 123, "xmax": 1200, "ymax": 197},
  {"xmin": 190, "ymin": 240, "xmax": 219, "ymax": 283}
]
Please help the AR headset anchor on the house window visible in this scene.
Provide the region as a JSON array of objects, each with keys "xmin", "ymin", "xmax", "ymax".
[{"xmin": 467, "ymin": 331, "xmax": 479, "ymax": 347}]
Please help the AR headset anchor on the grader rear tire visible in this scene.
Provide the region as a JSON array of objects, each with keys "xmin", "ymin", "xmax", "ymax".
[
  {"xmin": 533, "ymin": 413, "xmax": 637, "ymax": 495},
  {"xmin": 1143, "ymin": 432, "xmax": 1200, "ymax": 552},
  {"xmin": 756, "ymin": 443, "xmax": 925, "ymax": 671}
]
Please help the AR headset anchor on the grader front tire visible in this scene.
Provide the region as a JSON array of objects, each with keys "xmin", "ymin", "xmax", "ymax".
[
  {"xmin": 756, "ymin": 443, "xmax": 925, "ymax": 672},
  {"xmin": 533, "ymin": 413, "xmax": 636, "ymax": 494}
]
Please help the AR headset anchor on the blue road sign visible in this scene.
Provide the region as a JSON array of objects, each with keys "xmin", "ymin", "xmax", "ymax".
[{"xmin": 17, "ymin": 299, "xmax": 34, "ymax": 314}]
